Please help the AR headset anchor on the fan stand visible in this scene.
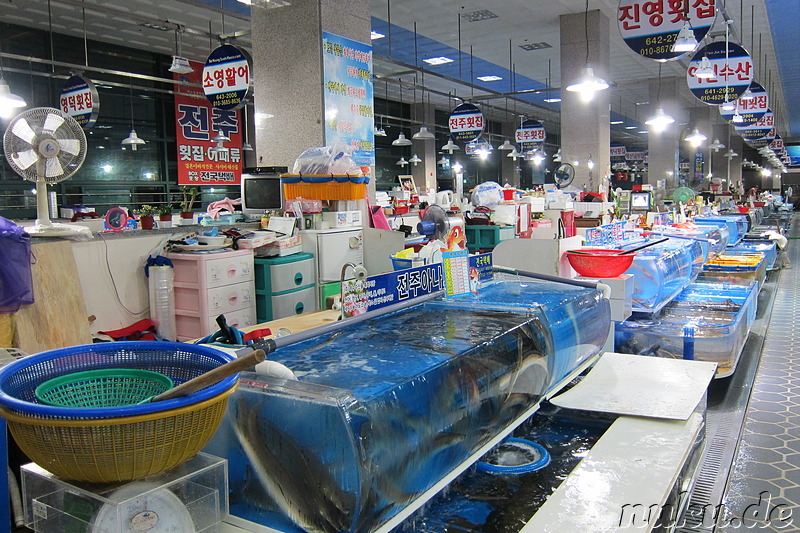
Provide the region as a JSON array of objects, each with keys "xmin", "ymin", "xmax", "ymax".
[{"xmin": 26, "ymin": 179, "xmax": 89, "ymax": 237}]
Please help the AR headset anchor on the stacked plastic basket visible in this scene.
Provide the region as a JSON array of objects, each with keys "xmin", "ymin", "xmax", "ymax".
[{"xmin": 0, "ymin": 341, "xmax": 238, "ymax": 483}]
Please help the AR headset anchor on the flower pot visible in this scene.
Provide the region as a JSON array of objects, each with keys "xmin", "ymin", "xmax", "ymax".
[
  {"xmin": 159, "ymin": 214, "xmax": 173, "ymax": 228},
  {"xmin": 139, "ymin": 215, "xmax": 155, "ymax": 230},
  {"xmin": 179, "ymin": 211, "xmax": 194, "ymax": 225}
]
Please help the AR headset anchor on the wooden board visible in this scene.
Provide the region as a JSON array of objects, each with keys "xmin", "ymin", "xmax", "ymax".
[{"xmin": 13, "ymin": 241, "xmax": 92, "ymax": 354}]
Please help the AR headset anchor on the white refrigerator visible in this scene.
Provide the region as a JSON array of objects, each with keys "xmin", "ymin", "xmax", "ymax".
[{"xmin": 300, "ymin": 227, "xmax": 364, "ymax": 306}]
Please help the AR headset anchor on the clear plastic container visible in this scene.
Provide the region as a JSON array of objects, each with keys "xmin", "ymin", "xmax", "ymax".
[
  {"xmin": 615, "ymin": 280, "xmax": 757, "ymax": 377},
  {"xmin": 650, "ymin": 224, "xmax": 728, "ymax": 261},
  {"xmin": 727, "ymin": 241, "xmax": 778, "ymax": 270},
  {"xmin": 204, "ymin": 280, "xmax": 610, "ymax": 532},
  {"xmin": 695, "ymin": 215, "xmax": 749, "ymax": 246},
  {"xmin": 627, "ymin": 239, "xmax": 702, "ymax": 314},
  {"xmin": 700, "ymin": 252, "xmax": 767, "ymax": 290}
]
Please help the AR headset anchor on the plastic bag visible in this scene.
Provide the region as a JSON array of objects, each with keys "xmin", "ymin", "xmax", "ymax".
[
  {"xmin": 292, "ymin": 144, "xmax": 364, "ymax": 175},
  {"xmin": 0, "ymin": 217, "xmax": 34, "ymax": 313},
  {"xmin": 471, "ymin": 181, "xmax": 504, "ymax": 207}
]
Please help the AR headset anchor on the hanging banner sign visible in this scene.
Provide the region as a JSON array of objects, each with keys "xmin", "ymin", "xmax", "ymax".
[
  {"xmin": 60, "ymin": 75, "xmax": 99, "ymax": 129},
  {"xmin": 610, "ymin": 143, "xmax": 627, "ymax": 160},
  {"xmin": 694, "ymin": 152, "xmax": 705, "ymax": 182},
  {"xmin": 680, "ymin": 162, "xmax": 691, "ymax": 171},
  {"xmin": 202, "ymin": 44, "xmax": 252, "ymax": 110},
  {"xmin": 617, "ymin": 0, "xmax": 716, "ymax": 61},
  {"xmin": 322, "ymin": 32, "xmax": 375, "ymax": 166},
  {"xmin": 719, "ymin": 81, "xmax": 768, "ymax": 127},
  {"xmin": 174, "ymin": 59, "xmax": 244, "ymax": 186},
  {"xmin": 736, "ymin": 110, "xmax": 774, "ymax": 142},
  {"xmin": 745, "ymin": 129, "xmax": 775, "ymax": 150},
  {"xmin": 515, "ymin": 119, "xmax": 546, "ymax": 151},
  {"xmin": 449, "ymin": 103, "xmax": 484, "ymax": 143},
  {"xmin": 626, "ymin": 150, "xmax": 646, "ymax": 161},
  {"xmin": 687, "ymin": 42, "xmax": 753, "ymax": 105}
]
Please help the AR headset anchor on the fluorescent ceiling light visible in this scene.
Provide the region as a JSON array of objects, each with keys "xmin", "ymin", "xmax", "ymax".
[
  {"xmin": 638, "ymin": 130, "xmax": 649, "ymax": 134},
  {"xmin": 370, "ymin": 31, "xmax": 385, "ymax": 40},
  {"xmin": 237, "ymin": 0, "xmax": 252, "ymax": 4},
  {"xmin": 544, "ymin": 97, "xmax": 561, "ymax": 103},
  {"xmin": 645, "ymin": 107, "xmax": 675, "ymax": 132},
  {"xmin": 610, "ymin": 120, "xmax": 624, "ymax": 125},
  {"xmin": 625, "ymin": 125, "xmax": 637, "ymax": 130},
  {"xmin": 423, "ymin": 56, "xmax": 453, "ymax": 65},
  {"xmin": 477, "ymin": 75, "xmax": 502, "ymax": 82}
]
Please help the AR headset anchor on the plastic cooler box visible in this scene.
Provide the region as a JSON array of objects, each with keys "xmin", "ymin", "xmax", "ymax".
[{"xmin": 616, "ymin": 279, "xmax": 758, "ymax": 378}]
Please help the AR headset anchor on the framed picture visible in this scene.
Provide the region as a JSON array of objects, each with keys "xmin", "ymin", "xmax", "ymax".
[{"xmin": 398, "ymin": 174, "xmax": 417, "ymax": 192}]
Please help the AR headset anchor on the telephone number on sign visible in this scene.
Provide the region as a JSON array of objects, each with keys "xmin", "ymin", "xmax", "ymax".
[
  {"xmin": 639, "ymin": 45, "xmax": 674, "ymax": 55},
  {"xmin": 644, "ymin": 34, "xmax": 677, "ymax": 46}
]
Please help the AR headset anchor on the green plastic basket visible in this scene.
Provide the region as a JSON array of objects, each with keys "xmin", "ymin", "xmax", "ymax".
[{"xmin": 34, "ymin": 369, "xmax": 174, "ymax": 408}]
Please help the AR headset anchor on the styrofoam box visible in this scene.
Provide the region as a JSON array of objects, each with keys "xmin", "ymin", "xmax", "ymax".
[
  {"xmin": 236, "ymin": 230, "xmax": 277, "ymax": 250},
  {"xmin": 257, "ymin": 235, "xmax": 304, "ymax": 257},
  {"xmin": 322, "ymin": 210, "xmax": 363, "ymax": 228},
  {"xmin": 22, "ymin": 453, "xmax": 228, "ymax": 533}
]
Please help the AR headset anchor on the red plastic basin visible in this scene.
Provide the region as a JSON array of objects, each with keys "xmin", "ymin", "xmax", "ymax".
[
  {"xmin": 737, "ymin": 206, "xmax": 750, "ymax": 214},
  {"xmin": 566, "ymin": 248, "xmax": 635, "ymax": 278}
]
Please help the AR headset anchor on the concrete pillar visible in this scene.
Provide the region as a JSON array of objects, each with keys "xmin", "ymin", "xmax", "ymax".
[
  {"xmin": 686, "ymin": 105, "xmax": 712, "ymax": 185},
  {"xmin": 251, "ymin": 0, "xmax": 371, "ymax": 168},
  {"xmin": 646, "ymin": 77, "xmax": 682, "ymax": 189},
  {"xmin": 559, "ymin": 10, "xmax": 610, "ymax": 192},
  {"xmin": 410, "ymin": 101, "xmax": 436, "ymax": 195}
]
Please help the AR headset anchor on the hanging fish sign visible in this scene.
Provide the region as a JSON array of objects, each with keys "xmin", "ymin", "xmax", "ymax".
[
  {"xmin": 448, "ymin": 103, "xmax": 484, "ymax": 143},
  {"xmin": 60, "ymin": 75, "xmax": 99, "ymax": 129},
  {"xmin": 202, "ymin": 44, "xmax": 253, "ymax": 110},
  {"xmin": 687, "ymin": 41, "xmax": 753, "ymax": 105},
  {"xmin": 617, "ymin": 0, "xmax": 716, "ymax": 61},
  {"xmin": 719, "ymin": 81, "xmax": 768, "ymax": 127},
  {"xmin": 515, "ymin": 119, "xmax": 546, "ymax": 152}
]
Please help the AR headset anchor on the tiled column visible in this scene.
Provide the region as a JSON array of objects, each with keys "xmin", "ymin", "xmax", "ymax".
[
  {"xmin": 251, "ymin": 0, "xmax": 371, "ymax": 169},
  {"xmin": 559, "ymin": 9, "xmax": 610, "ymax": 192},
  {"xmin": 410, "ymin": 101, "xmax": 437, "ymax": 195},
  {"xmin": 646, "ymin": 77, "xmax": 682, "ymax": 188}
]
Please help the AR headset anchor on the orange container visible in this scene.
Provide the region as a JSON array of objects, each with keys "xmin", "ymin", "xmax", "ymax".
[{"xmin": 282, "ymin": 181, "xmax": 367, "ymax": 201}]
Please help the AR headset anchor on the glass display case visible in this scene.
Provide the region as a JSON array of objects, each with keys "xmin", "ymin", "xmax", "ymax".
[{"xmin": 626, "ymin": 239, "xmax": 703, "ymax": 314}]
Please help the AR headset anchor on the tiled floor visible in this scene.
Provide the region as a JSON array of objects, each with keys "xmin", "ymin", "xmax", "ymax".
[{"xmin": 720, "ymin": 215, "xmax": 800, "ymax": 531}]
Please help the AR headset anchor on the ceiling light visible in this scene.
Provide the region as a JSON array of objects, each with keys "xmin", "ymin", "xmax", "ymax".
[
  {"xmin": 169, "ymin": 55, "xmax": 193, "ymax": 74},
  {"xmin": 519, "ymin": 42, "xmax": 552, "ymax": 51},
  {"xmin": 672, "ymin": 21, "xmax": 698, "ymax": 52},
  {"xmin": 442, "ymin": 139, "xmax": 460, "ymax": 153},
  {"xmin": 396, "ymin": 156, "xmax": 408, "ymax": 167},
  {"xmin": 370, "ymin": 31, "xmax": 385, "ymax": 40},
  {"xmin": 552, "ymin": 148, "xmax": 561, "ymax": 162},
  {"xmin": 452, "ymin": 162, "xmax": 463, "ymax": 173},
  {"xmin": 412, "ymin": 126, "xmax": 435, "ymax": 140},
  {"xmin": 242, "ymin": 141, "xmax": 253, "ymax": 151},
  {"xmin": 685, "ymin": 127, "xmax": 707, "ymax": 147},
  {"xmin": 0, "ymin": 77, "xmax": 26, "ymax": 115},
  {"xmin": 694, "ymin": 56, "xmax": 715, "ymax": 79},
  {"xmin": 610, "ymin": 120, "xmax": 624, "ymax": 125},
  {"xmin": 392, "ymin": 132, "xmax": 412, "ymax": 146},
  {"xmin": 461, "ymin": 9, "xmax": 498, "ymax": 22},
  {"xmin": 761, "ymin": 168, "xmax": 772, "ymax": 177},
  {"xmin": 475, "ymin": 146, "xmax": 491, "ymax": 159},
  {"xmin": 565, "ymin": 66, "xmax": 609, "ymax": 102},
  {"xmin": 625, "ymin": 125, "xmax": 638, "ymax": 130},
  {"xmin": 438, "ymin": 156, "xmax": 449, "ymax": 166},
  {"xmin": 740, "ymin": 88, "xmax": 754, "ymax": 100},
  {"xmin": 477, "ymin": 75, "xmax": 502, "ymax": 82},
  {"xmin": 507, "ymin": 148, "xmax": 521, "ymax": 161},
  {"xmin": 721, "ymin": 99, "xmax": 736, "ymax": 112},
  {"xmin": 531, "ymin": 150, "xmax": 546, "ymax": 165},
  {"xmin": 638, "ymin": 130, "xmax": 649, "ymax": 134},
  {"xmin": 121, "ymin": 129, "xmax": 146, "ymax": 150},
  {"xmin": 209, "ymin": 141, "xmax": 228, "ymax": 154},
  {"xmin": 645, "ymin": 107, "xmax": 675, "ymax": 132},
  {"xmin": 423, "ymin": 56, "xmax": 453, "ymax": 65},
  {"xmin": 710, "ymin": 138, "xmax": 725, "ymax": 152},
  {"xmin": 409, "ymin": 153, "xmax": 422, "ymax": 165},
  {"xmin": 544, "ymin": 97, "xmax": 561, "ymax": 103},
  {"xmin": 498, "ymin": 139, "xmax": 515, "ymax": 151},
  {"xmin": 212, "ymin": 132, "xmax": 231, "ymax": 143},
  {"xmin": 732, "ymin": 111, "xmax": 744, "ymax": 123},
  {"xmin": 374, "ymin": 127, "xmax": 387, "ymax": 137}
]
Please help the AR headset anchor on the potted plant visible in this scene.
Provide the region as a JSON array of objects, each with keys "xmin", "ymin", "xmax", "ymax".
[
  {"xmin": 135, "ymin": 205, "xmax": 158, "ymax": 230},
  {"xmin": 179, "ymin": 186, "xmax": 199, "ymax": 224},
  {"xmin": 158, "ymin": 205, "xmax": 174, "ymax": 228}
]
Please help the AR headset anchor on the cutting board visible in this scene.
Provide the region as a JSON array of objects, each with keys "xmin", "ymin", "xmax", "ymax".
[{"xmin": 13, "ymin": 241, "xmax": 92, "ymax": 354}]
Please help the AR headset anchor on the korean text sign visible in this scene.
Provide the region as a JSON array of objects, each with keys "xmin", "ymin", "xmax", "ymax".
[
  {"xmin": 322, "ymin": 32, "xmax": 375, "ymax": 166},
  {"xmin": 174, "ymin": 60, "xmax": 243, "ymax": 186}
]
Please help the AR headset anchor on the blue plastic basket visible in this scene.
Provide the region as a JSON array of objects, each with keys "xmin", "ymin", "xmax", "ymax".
[
  {"xmin": 0, "ymin": 341, "xmax": 236, "ymax": 419},
  {"xmin": 390, "ymin": 253, "xmax": 412, "ymax": 270}
]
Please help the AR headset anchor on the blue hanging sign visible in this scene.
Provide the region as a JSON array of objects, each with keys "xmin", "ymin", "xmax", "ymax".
[
  {"xmin": 60, "ymin": 75, "xmax": 99, "ymax": 129},
  {"xmin": 448, "ymin": 103, "xmax": 484, "ymax": 143},
  {"xmin": 202, "ymin": 44, "xmax": 252, "ymax": 110},
  {"xmin": 719, "ymin": 81, "xmax": 768, "ymax": 127},
  {"xmin": 736, "ymin": 109, "xmax": 774, "ymax": 148},
  {"xmin": 687, "ymin": 41, "xmax": 753, "ymax": 105},
  {"xmin": 617, "ymin": 0, "xmax": 716, "ymax": 61},
  {"xmin": 515, "ymin": 119, "xmax": 546, "ymax": 152}
]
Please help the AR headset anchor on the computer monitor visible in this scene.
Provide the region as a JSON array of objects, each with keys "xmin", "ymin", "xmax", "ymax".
[
  {"xmin": 630, "ymin": 191, "xmax": 652, "ymax": 211},
  {"xmin": 240, "ymin": 166, "xmax": 287, "ymax": 218}
]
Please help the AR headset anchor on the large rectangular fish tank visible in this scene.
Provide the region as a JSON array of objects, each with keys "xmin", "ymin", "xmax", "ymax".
[
  {"xmin": 650, "ymin": 224, "xmax": 729, "ymax": 261},
  {"xmin": 695, "ymin": 215, "xmax": 749, "ymax": 246},
  {"xmin": 700, "ymin": 252, "xmax": 767, "ymax": 290},
  {"xmin": 727, "ymin": 241, "xmax": 778, "ymax": 270},
  {"xmin": 204, "ymin": 276, "xmax": 610, "ymax": 533},
  {"xmin": 624, "ymin": 239, "xmax": 703, "ymax": 314},
  {"xmin": 615, "ymin": 280, "xmax": 757, "ymax": 377}
]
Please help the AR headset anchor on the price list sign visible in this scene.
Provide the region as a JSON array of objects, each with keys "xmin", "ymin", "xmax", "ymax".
[{"xmin": 443, "ymin": 249, "xmax": 472, "ymax": 298}]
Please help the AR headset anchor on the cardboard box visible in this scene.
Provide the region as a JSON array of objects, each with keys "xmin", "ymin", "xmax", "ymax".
[{"xmin": 236, "ymin": 230, "xmax": 277, "ymax": 250}]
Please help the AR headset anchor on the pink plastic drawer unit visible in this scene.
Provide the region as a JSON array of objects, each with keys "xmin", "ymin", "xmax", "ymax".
[{"xmin": 166, "ymin": 249, "xmax": 257, "ymax": 341}]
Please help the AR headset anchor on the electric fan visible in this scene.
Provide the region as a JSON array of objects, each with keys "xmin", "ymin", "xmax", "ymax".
[
  {"xmin": 553, "ymin": 163, "xmax": 575, "ymax": 189},
  {"xmin": 417, "ymin": 204, "xmax": 453, "ymax": 241},
  {"xmin": 3, "ymin": 107, "xmax": 88, "ymax": 236},
  {"xmin": 673, "ymin": 186, "xmax": 695, "ymax": 204}
]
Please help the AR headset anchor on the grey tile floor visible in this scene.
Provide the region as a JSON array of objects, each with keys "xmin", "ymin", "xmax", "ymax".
[{"xmin": 720, "ymin": 215, "xmax": 800, "ymax": 532}]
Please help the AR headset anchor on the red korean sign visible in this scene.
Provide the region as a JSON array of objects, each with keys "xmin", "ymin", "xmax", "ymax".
[
  {"xmin": 174, "ymin": 60, "xmax": 244, "ymax": 186},
  {"xmin": 202, "ymin": 44, "xmax": 252, "ymax": 110},
  {"xmin": 515, "ymin": 119, "xmax": 546, "ymax": 151},
  {"xmin": 687, "ymin": 42, "xmax": 753, "ymax": 105},
  {"xmin": 719, "ymin": 81, "xmax": 768, "ymax": 127},
  {"xmin": 618, "ymin": 0, "xmax": 716, "ymax": 61},
  {"xmin": 448, "ymin": 103, "xmax": 484, "ymax": 143},
  {"xmin": 626, "ymin": 150, "xmax": 646, "ymax": 161},
  {"xmin": 610, "ymin": 143, "xmax": 627, "ymax": 159},
  {"xmin": 60, "ymin": 75, "xmax": 99, "ymax": 129}
]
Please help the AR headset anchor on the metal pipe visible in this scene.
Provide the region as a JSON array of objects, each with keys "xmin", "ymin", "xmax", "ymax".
[{"xmin": 492, "ymin": 265, "xmax": 611, "ymax": 299}]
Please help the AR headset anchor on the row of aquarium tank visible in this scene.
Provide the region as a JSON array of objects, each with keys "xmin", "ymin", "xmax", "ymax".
[{"xmin": 199, "ymin": 209, "xmax": 785, "ymax": 532}]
